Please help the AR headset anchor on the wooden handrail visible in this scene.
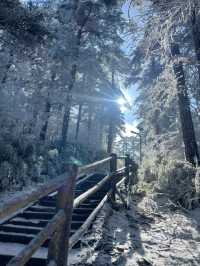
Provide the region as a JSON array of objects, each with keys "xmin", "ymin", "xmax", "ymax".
[
  {"xmin": 74, "ymin": 167, "xmax": 124, "ymax": 209},
  {"xmin": 69, "ymin": 192, "xmax": 110, "ymax": 249},
  {"xmin": 0, "ymin": 157, "xmax": 112, "ymax": 222},
  {"xmin": 0, "ymin": 172, "xmax": 70, "ymax": 221},
  {"xmin": 69, "ymin": 171, "xmax": 129, "ymax": 250},
  {"xmin": 1, "ymin": 154, "xmax": 134, "ymax": 266},
  {"xmin": 74, "ymin": 174, "xmax": 111, "ymax": 208},
  {"xmin": 79, "ymin": 156, "xmax": 112, "ymax": 174}
]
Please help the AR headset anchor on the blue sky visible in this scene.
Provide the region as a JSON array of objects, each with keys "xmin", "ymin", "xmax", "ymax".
[{"xmin": 120, "ymin": 2, "xmax": 139, "ymax": 128}]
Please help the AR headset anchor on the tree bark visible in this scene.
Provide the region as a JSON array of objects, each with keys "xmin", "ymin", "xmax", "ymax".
[
  {"xmin": 60, "ymin": 2, "xmax": 93, "ymax": 152},
  {"xmin": 87, "ymin": 104, "xmax": 92, "ymax": 147},
  {"xmin": 191, "ymin": 1, "xmax": 200, "ymax": 76},
  {"xmin": 75, "ymin": 103, "xmax": 83, "ymax": 141},
  {"xmin": 1, "ymin": 52, "xmax": 13, "ymax": 85},
  {"xmin": 191, "ymin": 3, "xmax": 200, "ymax": 111},
  {"xmin": 171, "ymin": 43, "xmax": 200, "ymax": 166},
  {"xmin": 39, "ymin": 96, "xmax": 51, "ymax": 142},
  {"xmin": 107, "ymin": 70, "xmax": 115, "ymax": 154},
  {"xmin": 39, "ymin": 72, "xmax": 55, "ymax": 143},
  {"xmin": 60, "ymin": 94, "xmax": 72, "ymax": 151},
  {"xmin": 107, "ymin": 120, "xmax": 114, "ymax": 154}
]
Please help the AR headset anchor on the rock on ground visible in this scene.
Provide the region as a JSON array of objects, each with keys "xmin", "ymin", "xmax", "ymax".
[{"xmin": 72, "ymin": 191, "xmax": 200, "ymax": 266}]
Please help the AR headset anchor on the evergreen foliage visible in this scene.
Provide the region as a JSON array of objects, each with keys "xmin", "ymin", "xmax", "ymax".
[{"xmin": 0, "ymin": 0, "xmax": 128, "ymax": 191}]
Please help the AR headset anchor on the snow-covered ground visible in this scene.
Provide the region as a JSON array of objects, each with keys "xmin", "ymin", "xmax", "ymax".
[
  {"xmin": 2, "ymin": 185, "xmax": 200, "ymax": 265},
  {"xmin": 72, "ymin": 192, "xmax": 200, "ymax": 266}
]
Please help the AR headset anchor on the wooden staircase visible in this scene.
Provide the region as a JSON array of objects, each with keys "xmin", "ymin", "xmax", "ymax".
[{"xmin": 0, "ymin": 173, "xmax": 109, "ymax": 265}]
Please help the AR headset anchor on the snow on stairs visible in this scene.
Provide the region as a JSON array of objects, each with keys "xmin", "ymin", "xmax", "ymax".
[{"xmin": 0, "ymin": 173, "xmax": 108, "ymax": 266}]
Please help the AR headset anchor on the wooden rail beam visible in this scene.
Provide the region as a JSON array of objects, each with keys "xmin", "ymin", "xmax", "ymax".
[
  {"xmin": 0, "ymin": 173, "xmax": 70, "ymax": 221},
  {"xmin": 69, "ymin": 192, "xmax": 110, "ymax": 249},
  {"xmin": 74, "ymin": 174, "xmax": 111, "ymax": 208},
  {"xmin": 0, "ymin": 157, "xmax": 113, "ymax": 222},
  {"xmin": 74, "ymin": 167, "xmax": 125, "ymax": 209},
  {"xmin": 79, "ymin": 157, "xmax": 112, "ymax": 175},
  {"xmin": 110, "ymin": 153, "xmax": 117, "ymax": 203},
  {"xmin": 69, "ymin": 170, "xmax": 130, "ymax": 249}
]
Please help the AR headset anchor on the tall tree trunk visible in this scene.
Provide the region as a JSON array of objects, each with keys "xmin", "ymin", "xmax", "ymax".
[
  {"xmin": 60, "ymin": 3, "xmax": 93, "ymax": 152},
  {"xmin": 1, "ymin": 51, "xmax": 13, "ymax": 85},
  {"xmin": 171, "ymin": 43, "xmax": 200, "ymax": 166},
  {"xmin": 87, "ymin": 104, "xmax": 92, "ymax": 146},
  {"xmin": 107, "ymin": 70, "xmax": 115, "ymax": 154},
  {"xmin": 29, "ymin": 83, "xmax": 43, "ymax": 136},
  {"xmin": 29, "ymin": 105, "xmax": 39, "ymax": 135},
  {"xmin": 191, "ymin": 1, "xmax": 200, "ymax": 76},
  {"xmin": 191, "ymin": 3, "xmax": 200, "ymax": 110},
  {"xmin": 39, "ymin": 72, "xmax": 55, "ymax": 143},
  {"xmin": 39, "ymin": 93, "xmax": 51, "ymax": 142},
  {"xmin": 60, "ymin": 94, "xmax": 72, "ymax": 151},
  {"xmin": 107, "ymin": 120, "xmax": 114, "ymax": 154},
  {"xmin": 98, "ymin": 118, "xmax": 104, "ymax": 148},
  {"xmin": 75, "ymin": 73, "xmax": 85, "ymax": 142},
  {"xmin": 75, "ymin": 103, "xmax": 83, "ymax": 141}
]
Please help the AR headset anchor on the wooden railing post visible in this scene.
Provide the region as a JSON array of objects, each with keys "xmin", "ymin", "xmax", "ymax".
[
  {"xmin": 125, "ymin": 154, "xmax": 130, "ymax": 185},
  {"xmin": 47, "ymin": 164, "xmax": 78, "ymax": 266},
  {"xmin": 125, "ymin": 154, "xmax": 131, "ymax": 208},
  {"xmin": 110, "ymin": 153, "xmax": 117, "ymax": 203},
  {"xmin": 130, "ymin": 159, "xmax": 138, "ymax": 186}
]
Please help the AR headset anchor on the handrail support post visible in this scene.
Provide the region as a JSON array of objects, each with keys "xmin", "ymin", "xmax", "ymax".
[
  {"xmin": 125, "ymin": 154, "xmax": 131, "ymax": 208},
  {"xmin": 110, "ymin": 153, "xmax": 117, "ymax": 203},
  {"xmin": 47, "ymin": 164, "xmax": 78, "ymax": 266}
]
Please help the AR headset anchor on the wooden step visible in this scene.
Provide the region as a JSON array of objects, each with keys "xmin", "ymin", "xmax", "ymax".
[
  {"xmin": 0, "ymin": 242, "xmax": 47, "ymax": 266},
  {"xmin": 8, "ymin": 218, "xmax": 49, "ymax": 228},
  {"xmin": 70, "ymin": 221, "xmax": 83, "ymax": 230},
  {"xmin": 0, "ymin": 228, "xmax": 76, "ymax": 247},
  {"xmin": 72, "ymin": 213, "xmax": 89, "ymax": 221},
  {"xmin": 0, "ymin": 255, "xmax": 46, "ymax": 266},
  {"xmin": 18, "ymin": 211, "xmax": 55, "ymax": 220},
  {"xmin": 27, "ymin": 206, "xmax": 56, "ymax": 213},
  {"xmin": 9, "ymin": 218, "xmax": 83, "ymax": 230},
  {"xmin": 38, "ymin": 200, "xmax": 55, "ymax": 207},
  {"xmin": 79, "ymin": 202, "xmax": 98, "ymax": 208},
  {"xmin": 73, "ymin": 208, "xmax": 94, "ymax": 215},
  {"xmin": 0, "ymin": 224, "xmax": 42, "ymax": 235},
  {"xmin": 0, "ymin": 231, "xmax": 35, "ymax": 244}
]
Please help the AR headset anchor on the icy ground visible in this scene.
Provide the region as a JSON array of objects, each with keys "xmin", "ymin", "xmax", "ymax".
[{"xmin": 72, "ymin": 191, "xmax": 200, "ymax": 266}]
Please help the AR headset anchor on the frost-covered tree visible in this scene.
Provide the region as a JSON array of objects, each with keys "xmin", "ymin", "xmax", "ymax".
[
  {"xmin": 0, "ymin": 0, "xmax": 128, "ymax": 191},
  {"xmin": 128, "ymin": 0, "xmax": 200, "ymax": 166}
]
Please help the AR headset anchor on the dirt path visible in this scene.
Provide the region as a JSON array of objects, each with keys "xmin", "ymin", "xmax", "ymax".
[{"xmin": 72, "ymin": 192, "xmax": 200, "ymax": 266}]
